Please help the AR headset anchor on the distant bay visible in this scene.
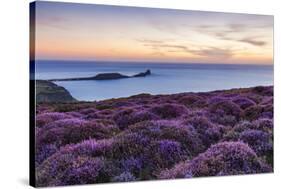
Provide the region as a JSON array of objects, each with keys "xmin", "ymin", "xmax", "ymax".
[{"xmin": 35, "ymin": 60, "xmax": 273, "ymax": 101}]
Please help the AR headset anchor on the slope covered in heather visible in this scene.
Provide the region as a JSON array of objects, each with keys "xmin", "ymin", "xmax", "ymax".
[{"xmin": 35, "ymin": 86, "xmax": 273, "ymax": 187}]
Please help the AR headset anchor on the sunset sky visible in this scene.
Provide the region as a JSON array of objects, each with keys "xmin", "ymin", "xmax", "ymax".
[{"xmin": 34, "ymin": 1, "xmax": 273, "ymax": 64}]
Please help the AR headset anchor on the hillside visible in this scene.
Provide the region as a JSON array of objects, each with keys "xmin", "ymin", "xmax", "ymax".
[
  {"xmin": 35, "ymin": 86, "xmax": 273, "ymax": 186},
  {"xmin": 36, "ymin": 80, "xmax": 76, "ymax": 103}
]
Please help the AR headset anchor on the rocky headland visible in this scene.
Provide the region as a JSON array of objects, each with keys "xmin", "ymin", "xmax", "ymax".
[
  {"xmin": 49, "ymin": 69, "xmax": 151, "ymax": 82},
  {"xmin": 36, "ymin": 80, "xmax": 76, "ymax": 103}
]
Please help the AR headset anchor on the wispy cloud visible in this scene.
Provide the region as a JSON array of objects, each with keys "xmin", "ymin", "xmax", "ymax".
[
  {"xmin": 151, "ymin": 44, "xmax": 189, "ymax": 52},
  {"xmin": 137, "ymin": 39, "xmax": 189, "ymax": 52},
  {"xmin": 228, "ymin": 24, "xmax": 247, "ymax": 32},
  {"xmin": 192, "ymin": 47, "xmax": 233, "ymax": 58},
  {"xmin": 195, "ymin": 24, "xmax": 267, "ymax": 46},
  {"xmin": 37, "ymin": 15, "xmax": 70, "ymax": 30},
  {"xmin": 238, "ymin": 38, "xmax": 267, "ymax": 46},
  {"xmin": 137, "ymin": 38, "xmax": 234, "ymax": 59},
  {"xmin": 136, "ymin": 39, "xmax": 165, "ymax": 44}
]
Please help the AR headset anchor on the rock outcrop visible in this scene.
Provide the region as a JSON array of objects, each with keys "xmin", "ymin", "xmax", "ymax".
[
  {"xmin": 49, "ymin": 69, "xmax": 151, "ymax": 82},
  {"xmin": 132, "ymin": 69, "xmax": 151, "ymax": 77},
  {"xmin": 36, "ymin": 80, "xmax": 76, "ymax": 103}
]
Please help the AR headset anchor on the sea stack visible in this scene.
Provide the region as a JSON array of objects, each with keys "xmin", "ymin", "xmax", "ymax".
[{"xmin": 133, "ymin": 69, "xmax": 151, "ymax": 77}]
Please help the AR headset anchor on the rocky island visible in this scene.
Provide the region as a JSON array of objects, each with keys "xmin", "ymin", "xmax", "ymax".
[{"xmin": 49, "ymin": 69, "xmax": 151, "ymax": 81}]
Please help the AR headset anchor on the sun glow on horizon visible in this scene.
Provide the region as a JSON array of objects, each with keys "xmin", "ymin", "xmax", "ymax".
[{"xmin": 33, "ymin": 1, "xmax": 273, "ymax": 65}]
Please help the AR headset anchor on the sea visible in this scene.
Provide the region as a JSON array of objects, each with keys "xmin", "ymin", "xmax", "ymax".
[{"xmin": 35, "ymin": 60, "xmax": 274, "ymax": 101}]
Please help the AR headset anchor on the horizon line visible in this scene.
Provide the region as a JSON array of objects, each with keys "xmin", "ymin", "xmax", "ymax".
[{"xmin": 32, "ymin": 59, "xmax": 273, "ymax": 66}]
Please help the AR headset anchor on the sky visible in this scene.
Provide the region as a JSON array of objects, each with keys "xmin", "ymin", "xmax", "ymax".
[{"xmin": 33, "ymin": 1, "xmax": 274, "ymax": 64}]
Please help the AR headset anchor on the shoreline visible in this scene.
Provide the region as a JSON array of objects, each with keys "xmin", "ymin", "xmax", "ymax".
[{"xmin": 36, "ymin": 79, "xmax": 273, "ymax": 104}]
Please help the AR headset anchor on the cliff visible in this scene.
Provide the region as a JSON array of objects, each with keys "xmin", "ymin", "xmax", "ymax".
[{"xmin": 36, "ymin": 80, "xmax": 77, "ymax": 103}]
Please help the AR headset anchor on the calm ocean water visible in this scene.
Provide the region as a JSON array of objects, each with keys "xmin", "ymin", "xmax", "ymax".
[{"xmin": 35, "ymin": 60, "xmax": 273, "ymax": 101}]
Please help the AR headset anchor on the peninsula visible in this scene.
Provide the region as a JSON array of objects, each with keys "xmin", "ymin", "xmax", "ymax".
[{"xmin": 49, "ymin": 69, "xmax": 151, "ymax": 81}]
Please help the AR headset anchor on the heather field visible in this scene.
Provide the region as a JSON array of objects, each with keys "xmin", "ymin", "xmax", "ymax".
[{"xmin": 35, "ymin": 86, "xmax": 273, "ymax": 187}]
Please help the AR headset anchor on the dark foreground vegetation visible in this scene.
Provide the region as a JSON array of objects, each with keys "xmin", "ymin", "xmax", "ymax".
[{"xmin": 35, "ymin": 86, "xmax": 273, "ymax": 187}]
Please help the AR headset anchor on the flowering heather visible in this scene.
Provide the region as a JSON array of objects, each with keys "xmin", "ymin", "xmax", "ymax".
[
  {"xmin": 108, "ymin": 132, "xmax": 151, "ymax": 159},
  {"xmin": 132, "ymin": 110, "xmax": 160, "ymax": 123},
  {"xmin": 119, "ymin": 157, "xmax": 143, "ymax": 175},
  {"xmin": 239, "ymin": 129, "xmax": 273, "ymax": 164},
  {"xmin": 86, "ymin": 109, "xmax": 114, "ymax": 119},
  {"xmin": 61, "ymin": 157, "xmax": 107, "ymax": 185},
  {"xmin": 37, "ymin": 155, "xmax": 108, "ymax": 186},
  {"xmin": 35, "ymin": 86, "xmax": 273, "ymax": 186},
  {"xmin": 233, "ymin": 120, "xmax": 254, "ymax": 132},
  {"xmin": 209, "ymin": 100, "xmax": 242, "ymax": 119},
  {"xmin": 244, "ymin": 105, "xmax": 265, "ymax": 120},
  {"xmin": 261, "ymin": 96, "xmax": 273, "ymax": 106},
  {"xmin": 113, "ymin": 107, "xmax": 160, "ymax": 130},
  {"xmin": 129, "ymin": 120, "xmax": 205, "ymax": 156},
  {"xmin": 60, "ymin": 139, "xmax": 114, "ymax": 157},
  {"xmin": 42, "ymin": 117, "xmax": 87, "ymax": 130},
  {"xmin": 36, "ymin": 112, "xmax": 73, "ymax": 127},
  {"xmin": 253, "ymin": 118, "xmax": 273, "ymax": 133},
  {"xmin": 36, "ymin": 144, "xmax": 58, "ymax": 165},
  {"xmin": 111, "ymin": 172, "xmax": 136, "ymax": 182},
  {"xmin": 113, "ymin": 108, "xmax": 137, "ymax": 129},
  {"xmin": 149, "ymin": 103, "xmax": 188, "ymax": 119},
  {"xmin": 36, "ymin": 118, "xmax": 88, "ymax": 148},
  {"xmin": 232, "ymin": 96, "xmax": 256, "ymax": 109},
  {"xmin": 66, "ymin": 111, "xmax": 85, "ymax": 118},
  {"xmin": 158, "ymin": 161, "xmax": 191, "ymax": 179},
  {"xmin": 146, "ymin": 140, "xmax": 186, "ymax": 170},
  {"xmin": 208, "ymin": 96, "xmax": 227, "ymax": 104},
  {"xmin": 36, "ymin": 105, "xmax": 52, "ymax": 114},
  {"xmin": 79, "ymin": 107, "xmax": 97, "ymax": 114},
  {"xmin": 37, "ymin": 121, "xmax": 119, "ymax": 155},
  {"xmin": 178, "ymin": 95, "xmax": 206, "ymax": 108},
  {"xmin": 159, "ymin": 142, "xmax": 271, "ymax": 179},
  {"xmin": 184, "ymin": 117, "xmax": 223, "ymax": 147}
]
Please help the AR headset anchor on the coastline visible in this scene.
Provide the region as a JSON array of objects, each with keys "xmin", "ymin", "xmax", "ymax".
[
  {"xmin": 35, "ymin": 62, "xmax": 273, "ymax": 101},
  {"xmin": 36, "ymin": 79, "xmax": 273, "ymax": 103}
]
